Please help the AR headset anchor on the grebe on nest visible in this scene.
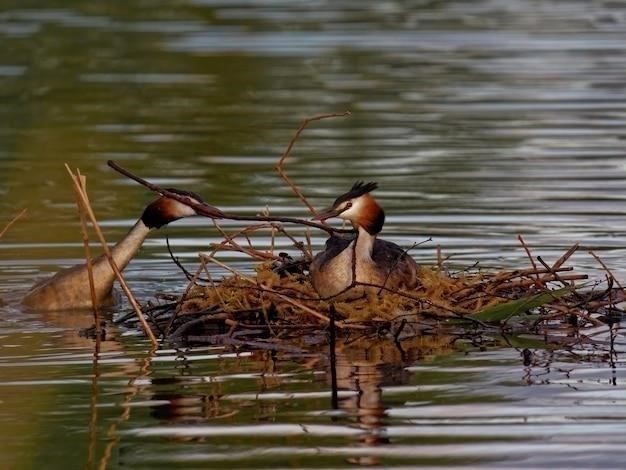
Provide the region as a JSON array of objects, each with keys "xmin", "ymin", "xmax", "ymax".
[
  {"xmin": 310, "ymin": 182, "xmax": 420, "ymax": 298},
  {"xmin": 22, "ymin": 189, "xmax": 224, "ymax": 311}
]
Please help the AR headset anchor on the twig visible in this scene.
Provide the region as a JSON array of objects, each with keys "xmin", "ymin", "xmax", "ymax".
[
  {"xmin": 106, "ymin": 160, "xmax": 224, "ymax": 219},
  {"xmin": 107, "ymin": 160, "xmax": 351, "ymax": 235},
  {"xmin": 65, "ymin": 164, "xmax": 158, "ymax": 347},
  {"xmin": 551, "ymin": 243, "xmax": 580, "ymax": 271},
  {"xmin": 209, "ymin": 220, "xmax": 278, "ymax": 261},
  {"xmin": 0, "ymin": 208, "xmax": 27, "ymax": 239},
  {"xmin": 275, "ymin": 111, "xmax": 351, "ymax": 215},
  {"xmin": 589, "ymin": 250, "xmax": 624, "ymax": 291},
  {"xmin": 378, "ymin": 238, "xmax": 430, "ymax": 295},
  {"xmin": 518, "ymin": 234, "xmax": 543, "ymax": 289},
  {"xmin": 536, "ymin": 256, "xmax": 585, "ymax": 300}
]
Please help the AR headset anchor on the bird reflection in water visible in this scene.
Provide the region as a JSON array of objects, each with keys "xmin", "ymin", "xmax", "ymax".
[{"xmin": 331, "ymin": 335, "xmax": 451, "ymax": 466}]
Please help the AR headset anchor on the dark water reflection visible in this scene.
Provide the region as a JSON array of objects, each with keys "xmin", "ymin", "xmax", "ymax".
[{"xmin": 1, "ymin": 1, "xmax": 626, "ymax": 468}]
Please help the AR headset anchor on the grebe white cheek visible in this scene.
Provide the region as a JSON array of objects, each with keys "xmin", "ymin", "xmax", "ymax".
[{"xmin": 310, "ymin": 181, "xmax": 420, "ymax": 299}]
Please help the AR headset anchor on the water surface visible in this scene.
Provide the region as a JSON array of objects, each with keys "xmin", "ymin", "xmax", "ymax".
[{"xmin": 1, "ymin": 1, "xmax": 625, "ymax": 468}]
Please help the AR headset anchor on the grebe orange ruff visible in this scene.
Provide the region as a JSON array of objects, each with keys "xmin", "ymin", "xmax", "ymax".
[
  {"xmin": 310, "ymin": 182, "xmax": 421, "ymax": 299},
  {"xmin": 22, "ymin": 190, "xmax": 224, "ymax": 311}
]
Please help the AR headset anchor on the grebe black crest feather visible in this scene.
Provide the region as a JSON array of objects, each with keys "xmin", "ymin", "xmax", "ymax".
[{"xmin": 333, "ymin": 181, "xmax": 378, "ymax": 206}]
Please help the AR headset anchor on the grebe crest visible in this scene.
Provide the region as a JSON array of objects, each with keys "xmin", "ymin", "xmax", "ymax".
[{"xmin": 310, "ymin": 181, "xmax": 420, "ymax": 299}]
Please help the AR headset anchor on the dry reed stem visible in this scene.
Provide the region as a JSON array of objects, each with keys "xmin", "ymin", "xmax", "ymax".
[
  {"xmin": 275, "ymin": 111, "xmax": 351, "ymax": 216},
  {"xmin": 500, "ymin": 273, "xmax": 587, "ymax": 290},
  {"xmin": 551, "ymin": 243, "xmax": 580, "ymax": 271},
  {"xmin": 64, "ymin": 164, "xmax": 158, "ymax": 347},
  {"xmin": 73, "ymin": 171, "xmax": 101, "ymax": 340},
  {"xmin": 274, "ymin": 224, "xmax": 312, "ymax": 258},
  {"xmin": 304, "ymin": 229, "xmax": 312, "ymax": 258},
  {"xmin": 518, "ymin": 234, "xmax": 542, "ymax": 288},
  {"xmin": 0, "ymin": 208, "xmax": 27, "ymax": 239},
  {"xmin": 206, "ymin": 219, "xmax": 312, "ymax": 262},
  {"xmin": 589, "ymin": 250, "xmax": 625, "ymax": 291},
  {"xmin": 209, "ymin": 220, "xmax": 275, "ymax": 260}
]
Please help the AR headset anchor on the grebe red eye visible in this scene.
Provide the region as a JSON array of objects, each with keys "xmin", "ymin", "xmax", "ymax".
[{"xmin": 346, "ymin": 202, "xmax": 352, "ymax": 208}]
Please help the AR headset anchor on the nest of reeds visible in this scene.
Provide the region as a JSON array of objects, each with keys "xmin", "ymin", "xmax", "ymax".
[
  {"xmin": 120, "ymin": 224, "xmax": 623, "ymax": 351},
  {"xmin": 67, "ymin": 112, "xmax": 624, "ymax": 351}
]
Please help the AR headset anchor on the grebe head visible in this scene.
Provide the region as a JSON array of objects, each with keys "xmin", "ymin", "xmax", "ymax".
[
  {"xmin": 313, "ymin": 181, "xmax": 385, "ymax": 235},
  {"xmin": 141, "ymin": 188, "xmax": 224, "ymax": 229}
]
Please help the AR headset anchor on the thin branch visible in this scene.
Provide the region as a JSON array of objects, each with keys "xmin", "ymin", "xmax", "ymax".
[
  {"xmin": 589, "ymin": 250, "xmax": 624, "ymax": 291},
  {"xmin": 552, "ymin": 243, "xmax": 580, "ymax": 271},
  {"xmin": 106, "ymin": 160, "xmax": 224, "ymax": 219},
  {"xmin": 107, "ymin": 160, "xmax": 351, "ymax": 235},
  {"xmin": 275, "ymin": 111, "xmax": 351, "ymax": 215},
  {"xmin": 518, "ymin": 234, "xmax": 541, "ymax": 288},
  {"xmin": 0, "ymin": 208, "xmax": 27, "ymax": 239}
]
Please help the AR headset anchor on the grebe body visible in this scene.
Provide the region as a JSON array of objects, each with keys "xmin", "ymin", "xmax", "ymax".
[
  {"xmin": 22, "ymin": 190, "xmax": 223, "ymax": 311},
  {"xmin": 310, "ymin": 182, "xmax": 420, "ymax": 298}
]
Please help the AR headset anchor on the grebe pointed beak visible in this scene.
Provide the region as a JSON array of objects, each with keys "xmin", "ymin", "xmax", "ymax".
[{"xmin": 313, "ymin": 206, "xmax": 344, "ymax": 221}]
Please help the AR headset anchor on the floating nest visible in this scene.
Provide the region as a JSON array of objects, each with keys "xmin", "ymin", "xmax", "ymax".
[
  {"xmin": 117, "ymin": 235, "xmax": 624, "ymax": 352},
  {"xmin": 97, "ymin": 116, "xmax": 625, "ymax": 353}
]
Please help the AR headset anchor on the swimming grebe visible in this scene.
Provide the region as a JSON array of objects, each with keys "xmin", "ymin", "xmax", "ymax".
[
  {"xmin": 22, "ymin": 189, "xmax": 224, "ymax": 311},
  {"xmin": 309, "ymin": 182, "xmax": 420, "ymax": 298}
]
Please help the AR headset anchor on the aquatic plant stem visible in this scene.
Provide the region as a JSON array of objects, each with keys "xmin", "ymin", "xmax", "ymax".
[
  {"xmin": 65, "ymin": 164, "xmax": 158, "ymax": 347},
  {"xmin": 72, "ymin": 171, "xmax": 102, "ymax": 340}
]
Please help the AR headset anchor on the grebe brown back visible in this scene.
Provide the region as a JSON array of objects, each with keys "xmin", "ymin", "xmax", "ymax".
[
  {"xmin": 22, "ymin": 189, "xmax": 224, "ymax": 311},
  {"xmin": 309, "ymin": 182, "xmax": 420, "ymax": 298}
]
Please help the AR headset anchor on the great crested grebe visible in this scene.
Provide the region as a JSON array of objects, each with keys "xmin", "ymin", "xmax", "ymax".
[
  {"xmin": 309, "ymin": 182, "xmax": 420, "ymax": 298},
  {"xmin": 22, "ymin": 189, "xmax": 224, "ymax": 311}
]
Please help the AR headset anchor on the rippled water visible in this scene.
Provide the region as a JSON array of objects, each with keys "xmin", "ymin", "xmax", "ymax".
[{"xmin": 1, "ymin": 1, "xmax": 625, "ymax": 468}]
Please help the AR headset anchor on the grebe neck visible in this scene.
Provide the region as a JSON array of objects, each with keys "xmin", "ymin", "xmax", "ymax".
[
  {"xmin": 108, "ymin": 220, "xmax": 152, "ymax": 270},
  {"xmin": 88, "ymin": 220, "xmax": 152, "ymax": 291},
  {"xmin": 354, "ymin": 225, "xmax": 376, "ymax": 262}
]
